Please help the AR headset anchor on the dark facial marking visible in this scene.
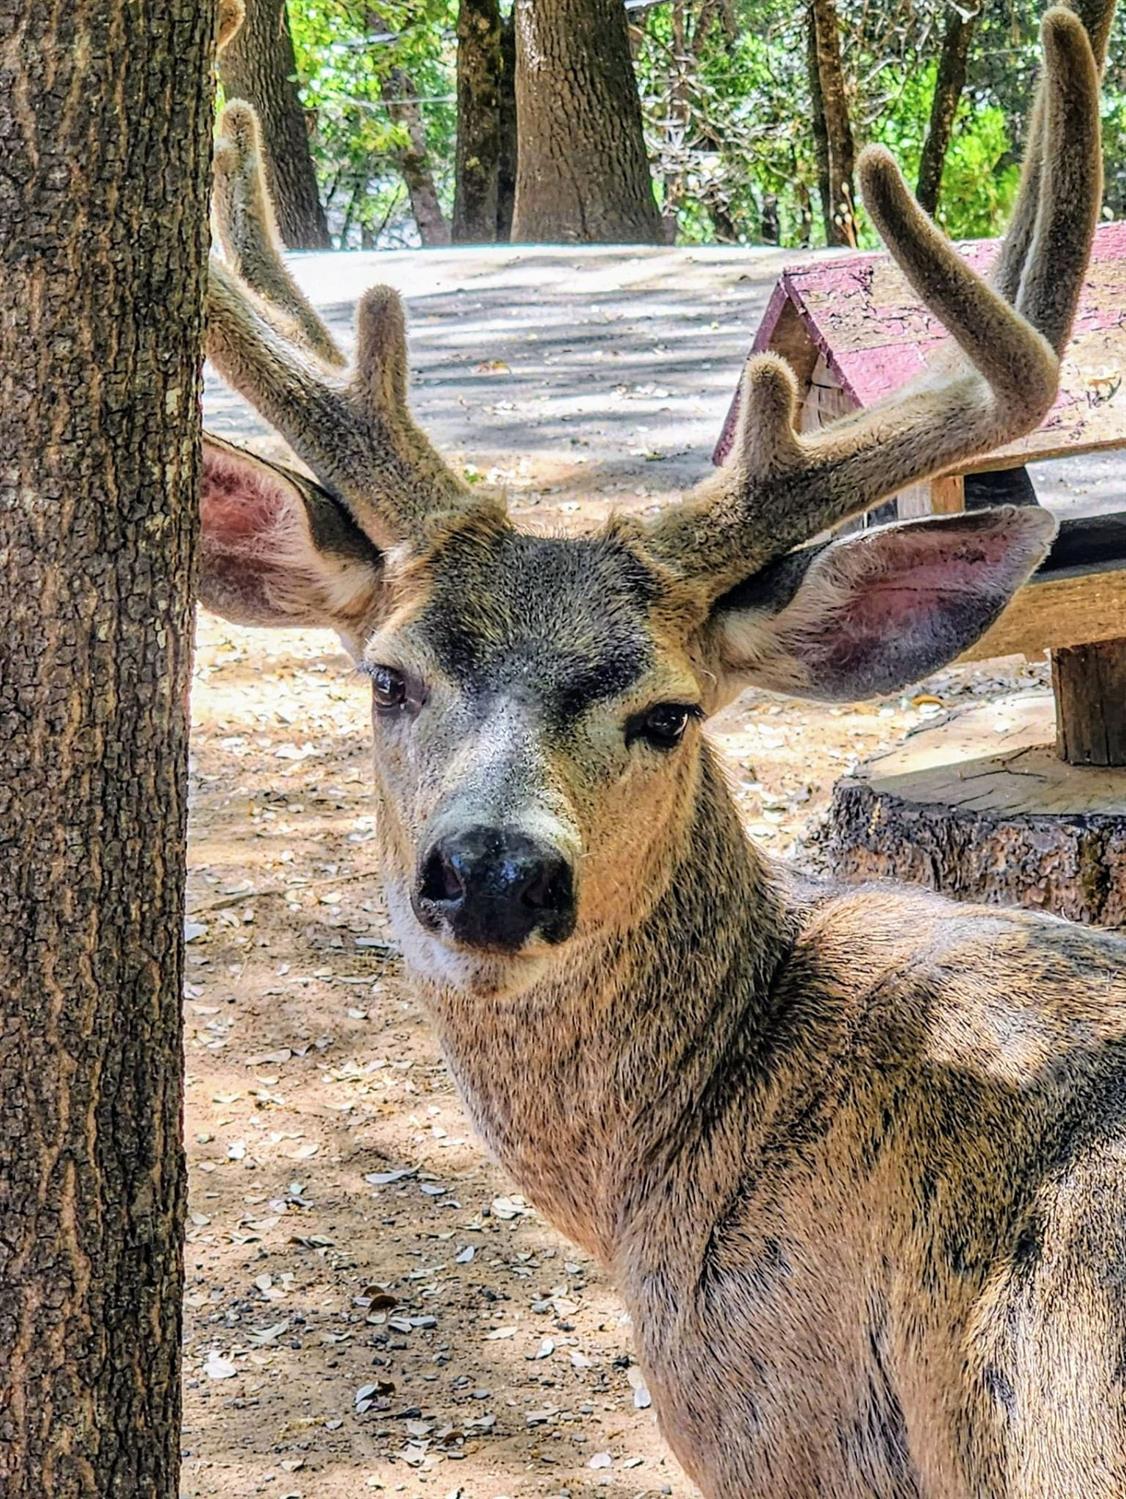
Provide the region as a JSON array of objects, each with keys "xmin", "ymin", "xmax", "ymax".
[
  {"xmin": 712, "ymin": 538, "xmax": 829, "ymax": 619},
  {"xmin": 983, "ymin": 1365, "xmax": 1017, "ymax": 1421},
  {"xmin": 304, "ymin": 484, "xmax": 384, "ymax": 564},
  {"xmin": 419, "ymin": 526, "xmax": 659, "ymax": 725}
]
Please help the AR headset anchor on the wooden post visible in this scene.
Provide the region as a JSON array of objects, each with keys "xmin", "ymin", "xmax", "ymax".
[{"xmin": 1052, "ymin": 637, "xmax": 1126, "ymax": 766}]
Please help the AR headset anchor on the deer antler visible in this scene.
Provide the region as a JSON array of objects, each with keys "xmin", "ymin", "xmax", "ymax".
[
  {"xmin": 645, "ymin": 6, "xmax": 1103, "ymax": 594},
  {"xmin": 217, "ymin": 0, "xmax": 245, "ymax": 51},
  {"xmin": 213, "ymin": 103, "xmax": 346, "ymax": 368},
  {"xmin": 206, "ymin": 13, "xmax": 474, "ymax": 552}
]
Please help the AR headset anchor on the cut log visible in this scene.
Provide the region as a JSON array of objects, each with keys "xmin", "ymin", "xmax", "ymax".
[{"xmin": 821, "ymin": 694, "xmax": 1126, "ymax": 928}]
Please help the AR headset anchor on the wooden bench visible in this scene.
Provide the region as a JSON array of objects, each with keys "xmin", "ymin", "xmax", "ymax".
[{"xmin": 718, "ymin": 224, "xmax": 1126, "ymax": 925}]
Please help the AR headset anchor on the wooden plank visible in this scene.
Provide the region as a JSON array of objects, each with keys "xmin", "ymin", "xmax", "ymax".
[
  {"xmin": 800, "ymin": 350, "xmax": 856, "ymax": 431},
  {"xmin": 927, "ymin": 474, "xmax": 964, "ymax": 516},
  {"xmin": 1043, "ymin": 510, "xmax": 1126, "ymax": 575},
  {"xmin": 958, "ymin": 567, "xmax": 1126, "ymax": 662},
  {"xmin": 861, "ymin": 694, "xmax": 1126, "ymax": 817}
]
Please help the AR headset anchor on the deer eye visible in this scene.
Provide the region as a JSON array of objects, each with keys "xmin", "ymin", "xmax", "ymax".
[
  {"xmin": 369, "ymin": 665, "xmax": 408, "ymax": 712},
  {"xmin": 628, "ymin": 703, "xmax": 699, "ymax": 751}
]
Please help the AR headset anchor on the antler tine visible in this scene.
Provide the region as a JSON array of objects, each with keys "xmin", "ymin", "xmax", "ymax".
[
  {"xmin": 207, "ymin": 259, "xmax": 471, "ymax": 550},
  {"xmin": 1012, "ymin": 29, "xmax": 1103, "ymax": 356},
  {"xmin": 217, "ymin": 0, "xmax": 245, "ymax": 52},
  {"xmin": 213, "ymin": 101, "xmax": 345, "ymax": 368},
  {"xmin": 994, "ymin": 0, "xmax": 1112, "ymax": 304},
  {"xmin": 646, "ymin": 7, "xmax": 1102, "ymax": 593},
  {"xmin": 206, "ymin": 43, "xmax": 476, "ymax": 550}
]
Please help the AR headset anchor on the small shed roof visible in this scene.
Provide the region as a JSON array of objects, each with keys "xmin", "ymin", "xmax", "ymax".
[{"xmin": 715, "ymin": 219, "xmax": 1126, "ymax": 471}]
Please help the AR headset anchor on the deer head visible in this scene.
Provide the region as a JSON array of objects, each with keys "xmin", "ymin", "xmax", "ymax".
[{"xmin": 202, "ymin": 8, "xmax": 1102, "ymax": 1001}]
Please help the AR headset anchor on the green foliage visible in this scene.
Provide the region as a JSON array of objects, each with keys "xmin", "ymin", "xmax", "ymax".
[
  {"xmin": 288, "ymin": 0, "xmax": 456, "ymax": 245},
  {"xmin": 285, "ymin": 0, "xmax": 1123, "ymax": 250},
  {"xmin": 864, "ymin": 63, "xmax": 1019, "ymax": 243}
]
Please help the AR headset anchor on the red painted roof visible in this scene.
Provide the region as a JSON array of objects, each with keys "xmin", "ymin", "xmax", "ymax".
[{"xmin": 714, "ymin": 220, "xmax": 1126, "ymax": 470}]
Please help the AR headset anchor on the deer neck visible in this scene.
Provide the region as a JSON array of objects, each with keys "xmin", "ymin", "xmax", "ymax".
[{"xmin": 416, "ymin": 748, "xmax": 801, "ymax": 1265}]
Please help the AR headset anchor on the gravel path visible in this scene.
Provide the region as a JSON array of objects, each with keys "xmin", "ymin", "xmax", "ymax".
[{"xmin": 204, "ymin": 243, "xmax": 1125, "ymax": 521}]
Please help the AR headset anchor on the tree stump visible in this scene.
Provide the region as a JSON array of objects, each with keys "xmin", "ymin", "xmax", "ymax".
[{"xmin": 822, "ymin": 693, "xmax": 1126, "ymax": 928}]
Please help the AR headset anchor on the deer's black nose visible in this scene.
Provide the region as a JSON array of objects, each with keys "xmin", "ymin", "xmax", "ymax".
[{"xmin": 413, "ymin": 827, "xmax": 575, "ymax": 952}]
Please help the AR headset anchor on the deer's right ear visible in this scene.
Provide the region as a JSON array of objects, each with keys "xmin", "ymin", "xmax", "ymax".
[{"xmin": 200, "ymin": 434, "xmax": 384, "ymax": 651}]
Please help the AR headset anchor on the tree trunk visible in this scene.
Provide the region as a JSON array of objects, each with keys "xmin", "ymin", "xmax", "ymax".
[
  {"xmin": 454, "ymin": 0, "xmax": 503, "ymax": 242},
  {"xmin": 760, "ymin": 192, "xmax": 781, "ymax": 244},
  {"xmin": 512, "ymin": 0, "xmax": 663, "ymax": 244},
  {"xmin": 808, "ymin": 14, "xmax": 832, "ymax": 236},
  {"xmin": 916, "ymin": 3, "xmax": 980, "ymax": 216},
  {"xmin": 807, "ymin": 0, "xmax": 856, "ymax": 247},
  {"xmin": 219, "ymin": 0, "xmax": 331, "ymax": 249},
  {"xmin": 820, "ymin": 695, "xmax": 1126, "ymax": 929},
  {"xmin": 0, "ymin": 0, "xmax": 210, "ymax": 1492},
  {"xmin": 497, "ymin": 13, "xmax": 518, "ymax": 239},
  {"xmin": 382, "ymin": 65, "xmax": 452, "ymax": 246},
  {"xmin": 660, "ymin": 0, "xmax": 692, "ymax": 241}
]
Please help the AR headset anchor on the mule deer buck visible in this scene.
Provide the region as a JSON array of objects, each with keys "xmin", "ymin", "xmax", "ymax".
[{"xmin": 202, "ymin": 4, "xmax": 1126, "ymax": 1493}]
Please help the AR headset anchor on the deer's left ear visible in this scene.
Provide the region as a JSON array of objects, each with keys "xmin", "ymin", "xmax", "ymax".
[
  {"xmin": 706, "ymin": 506, "xmax": 1055, "ymax": 703},
  {"xmin": 200, "ymin": 433, "xmax": 385, "ymax": 655}
]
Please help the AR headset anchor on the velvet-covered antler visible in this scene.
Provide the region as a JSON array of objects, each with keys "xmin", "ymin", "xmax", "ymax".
[
  {"xmin": 644, "ymin": 5, "xmax": 1104, "ymax": 596},
  {"xmin": 206, "ymin": 4, "xmax": 473, "ymax": 552}
]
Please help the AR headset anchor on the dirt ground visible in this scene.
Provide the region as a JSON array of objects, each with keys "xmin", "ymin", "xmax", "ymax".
[
  {"xmin": 182, "ymin": 565, "xmax": 1050, "ymax": 1499},
  {"xmin": 183, "ymin": 246, "xmax": 1099, "ymax": 1499}
]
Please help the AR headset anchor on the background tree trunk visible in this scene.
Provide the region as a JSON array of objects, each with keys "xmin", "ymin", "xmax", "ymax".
[
  {"xmin": 496, "ymin": 13, "xmax": 518, "ymax": 239},
  {"xmin": 0, "ymin": 0, "xmax": 210, "ymax": 1492},
  {"xmin": 454, "ymin": 0, "xmax": 503, "ymax": 242},
  {"xmin": 381, "ymin": 66, "xmax": 452, "ymax": 246},
  {"xmin": 807, "ymin": 0, "xmax": 856, "ymax": 246},
  {"xmin": 512, "ymin": 0, "xmax": 663, "ymax": 244},
  {"xmin": 916, "ymin": 3, "xmax": 980, "ymax": 216},
  {"xmin": 219, "ymin": 0, "xmax": 331, "ymax": 248}
]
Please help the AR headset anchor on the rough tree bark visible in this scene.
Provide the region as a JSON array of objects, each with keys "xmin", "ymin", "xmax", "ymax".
[
  {"xmin": 0, "ymin": 1, "xmax": 210, "ymax": 1492},
  {"xmin": 807, "ymin": 0, "xmax": 856, "ymax": 247},
  {"xmin": 822, "ymin": 696, "xmax": 1126, "ymax": 927},
  {"xmin": 382, "ymin": 65, "xmax": 452, "ymax": 246},
  {"xmin": 917, "ymin": 2, "xmax": 980, "ymax": 216},
  {"xmin": 219, "ymin": 0, "xmax": 331, "ymax": 248},
  {"xmin": 453, "ymin": 0, "xmax": 503, "ymax": 242},
  {"xmin": 512, "ymin": 0, "xmax": 663, "ymax": 244}
]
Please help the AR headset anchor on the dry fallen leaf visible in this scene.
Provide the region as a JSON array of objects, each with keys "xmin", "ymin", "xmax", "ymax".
[
  {"xmin": 490, "ymin": 1195, "xmax": 529, "ymax": 1220},
  {"xmin": 247, "ymin": 1318, "xmax": 291, "ymax": 1346},
  {"xmin": 204, "ymin": 1350, "xmax": 238, "ymax": 1381}
]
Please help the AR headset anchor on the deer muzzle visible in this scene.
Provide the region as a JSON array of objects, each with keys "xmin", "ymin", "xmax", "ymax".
[{"xmin": 412, "ymin": 825, "xmax": 576, "ymax": 953}]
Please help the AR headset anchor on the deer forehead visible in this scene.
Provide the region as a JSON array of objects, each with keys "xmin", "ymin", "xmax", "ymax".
[{"xmin": 372, "ymin": 521, "xmax": 699, "ymax": 721}]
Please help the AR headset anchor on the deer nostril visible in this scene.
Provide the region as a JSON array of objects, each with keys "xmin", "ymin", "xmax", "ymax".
[
  {"xmin": 521, "ymin": 858, "xmax": 571, "ymax": 914},
  {"xmin": 419, "ymin": 845, "xmax": 465, "ymax": 905},
  {"xmin": 413, "ymin": 828, "xmax": 576, "ymax": 951}
]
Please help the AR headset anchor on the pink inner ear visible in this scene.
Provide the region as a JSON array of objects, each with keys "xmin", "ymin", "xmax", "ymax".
[
  {"xmin": 767, "ymin": 508, "xmax": 1053, "ymax": 699},
  {"xmin": 831, "ymin": 524, "xmax": 1017, "ymax": 637},
  {"xmin": 201, "ymin": 444, "xmax": 299, "ymax": 557}
]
